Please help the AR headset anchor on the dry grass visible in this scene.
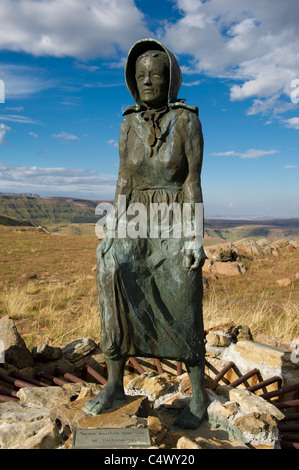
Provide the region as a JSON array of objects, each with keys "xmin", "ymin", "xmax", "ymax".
[
  {"xmin": 0, "ymin": 225, "xmax": 298, "ymax": 349},
  {"xmin": 0, "ymin": 225, "xmax": 100, "ymax": 348},
  {"xmin": 0, "ymin": 277, "xmax": 101, "ymax": 348},
  {"xmin": 202, "ymin": 244, "xmax": 299, "ymax": 342},
  {"xmin": 203, "ymin": 288, "xmax": 299, "ymax": 342}
]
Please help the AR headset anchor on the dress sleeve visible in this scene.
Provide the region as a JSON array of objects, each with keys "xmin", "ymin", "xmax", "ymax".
[
  {"xmin": 104, "ymin": 117, "xmax": 132, "ymax": 234},
  {"xmin": 182, "ymin": 110, "xmax": 204, "ymax": 205},
  {"xmin": 114, "ymin": 117, "xmax": 132, "ymax": 202}
]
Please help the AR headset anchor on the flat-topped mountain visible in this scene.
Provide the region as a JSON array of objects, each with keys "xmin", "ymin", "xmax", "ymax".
[
  {"xmin": 0, "ymin": 194, "xmax": 298, "ymax": 240},
  {"xmin": 0, "ymin": 195, "xmax": 108, "ymax": 227}
]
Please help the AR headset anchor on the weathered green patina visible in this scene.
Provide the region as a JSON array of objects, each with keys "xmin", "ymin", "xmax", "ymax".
[{"xmin": 83, "ymin": 39, "xmax": 208, "ymax": 428}]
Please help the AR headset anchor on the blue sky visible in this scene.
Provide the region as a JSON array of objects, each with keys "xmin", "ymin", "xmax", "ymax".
[{"xmin": 0, "ymin": 0, "xmax": 298, "ymax": 218}]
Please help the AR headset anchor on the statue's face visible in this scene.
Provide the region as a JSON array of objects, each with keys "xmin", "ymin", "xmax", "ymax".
[{"xmin": 135, "ymin": 55, "xmax": 169, "ymax": 108}]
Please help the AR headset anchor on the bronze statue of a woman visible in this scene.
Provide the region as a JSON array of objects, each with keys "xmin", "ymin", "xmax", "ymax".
[{"xmin": 83, "ymin": 38, "xmax": 208, "ymax": 429}]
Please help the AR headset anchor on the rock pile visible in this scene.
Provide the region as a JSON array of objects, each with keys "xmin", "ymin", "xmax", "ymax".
[
  {"xmin": 0, "ymin": 373, "xmax": 284, "ymax": 450},
  {"xmin": 204, "ymin": 318, "xmax": 299, "ymax": 386},
  {"xmin": 1, "ymin": 316, "xmax": 298, "ymax": 449},
  {"xmin": 203, "ymin": 242, "xmax": 246, "ymax": 277},
  {"xmin": 203, "ymin": 238, "xmax": 299, "ymax": 277}
]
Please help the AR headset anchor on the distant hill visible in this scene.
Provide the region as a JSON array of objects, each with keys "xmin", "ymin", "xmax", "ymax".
[
  {"xmin": 204, "ymin": 218, "xmax": 299, "ymax": 242},
  {"xmin": 1, "ymin": 195, "xmax": 298, "ymax": 240},
  {"xmin": 0, "ymin": 195, "xmax": 107, "ymax": 227},
  {"xmin": 0, "ymin": 192, "xmax": 40, "ymax": 197},
  {"xmin": 0, "ymin": 213, "xmax": 33, "ymax": 227},
  {"xmin": 205, "ymin": 218, "xmax": 299, "ymax": 229}
]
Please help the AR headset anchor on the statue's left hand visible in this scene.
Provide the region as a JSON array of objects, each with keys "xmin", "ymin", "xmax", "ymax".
[
  {"xmin": 97, "ymin": 236, "xmax": 114, "ymax": 260},
  {"xmin": 184, "ymin": 246, "xmax": 206, "ymax": 271}
]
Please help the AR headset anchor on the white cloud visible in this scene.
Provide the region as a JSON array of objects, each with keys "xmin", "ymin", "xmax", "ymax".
[
  {"xmin": 228, "ymin": 18, "xmax": 257, "ymax": 37},
  {"xmin": 83, "ymin": 82, "xmax": 123, "ymax": 89},
  {"xmin": 52, "ymin": 131, "xmax": 80, "ymax": 142},
  {"xmin": 182, "ymin": 80, "xmax": 201, "ymax": 87},
  {"xmin": 283, "ymin": 117, "xmax": 299, "ymax": 130},
  {"xmin": 0, "ymin": 114, "xmax": 39, "ymax": 124},
  {"xmin": 246, "ymin": 95, "xmax": 294, "ymax": 117},
  {"xmin": 74, "ymin": 62, "xmax": 100, "ymax": 73},
  {"xmin": 29, "ymin": 132, "xmax": 38, "ymax": 138},
  {"xmin": 0, "ymin": 64, "xmax": 54, "ymax": 99},
  {"xmin": 162, "ymin": 0, "xmax": 299, "ymax": 116},
  {"xmin": 0, "ymin": 0, "xmax": 149, "ymax": 60},
  {"xmin": 104, "ymin": 57, "xmax": 127, "ymax": 69},
  {"xmin": 284, "ymin": 165, "xmax": 299, "ymax": 169},
  {"xmin": 0, "ymin": 162, "xmax": 117, "ymax": 198},
  {"xmin": 0, "ymin": 124, "xmax": 11, "ymax": 145},
  {"xmin": 239, "ymin": 149, "xmax": 278, "ymax": 159},
  {"xmin": 107, "ymin": 139, "xmax": 118, "ymax": 148},
  {"xmin": 211, "ymin": 148, "xmax": 278, "ymax": 159},
  {"xmin": 211, "ymin": 151, "xmax": 238, "ymax": 157},
  {"xmin": 4, "ymin": 106, "xmax": 24, "ymax": 112}
]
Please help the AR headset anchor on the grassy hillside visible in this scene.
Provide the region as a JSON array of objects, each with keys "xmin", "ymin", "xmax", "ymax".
[
  {"xmin": 204, "ymin": 218, "xmax": 299, "ymax": 243},
  {"xmin": 0, "ymin": 214, "xmax": 33, "ymax": 227},
  {"xmin": 1, "ymin": 195, "xmax": 299, "ymax": 241},
  {"xmin": 0, "ymin": 195, "xmax": 103, "ymax": 228}
]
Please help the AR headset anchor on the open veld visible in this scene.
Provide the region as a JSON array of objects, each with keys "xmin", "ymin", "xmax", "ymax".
[
  {"xmin": 1, "ymin": 194, "xmax": 299, "ymax": 240},
  {"xmin": 204, "ymin": 217, "xmax": 299, "ymax": 245},
  {"xmin": 0, "ymin": 223, "xmax": 298, "ymax": 350},
  {"xmin": 0, "ymin": 195, "xmax": 101, "ymax": 228}
]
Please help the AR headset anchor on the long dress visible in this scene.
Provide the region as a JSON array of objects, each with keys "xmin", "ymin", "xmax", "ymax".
[{"xmin": 96, "ymin": 104, "xmax": 205, "ymax": 365}]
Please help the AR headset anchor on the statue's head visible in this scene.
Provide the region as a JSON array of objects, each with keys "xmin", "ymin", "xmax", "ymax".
[
  {"xmin": 135, "ymin": 50, "xmax": 169, "ymax": 109},
  {"xmin": 125, "ymin": 39, "xmax": 182, "ymax": 109}
]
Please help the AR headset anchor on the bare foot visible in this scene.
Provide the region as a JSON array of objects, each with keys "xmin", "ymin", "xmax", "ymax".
[
  {"xmin": 82, "ymin": 384, "xmax": 125, "ymax": 416},
  {"xmin": 174, "ymin": 397, "xmax": 209, "ymax": 429}
]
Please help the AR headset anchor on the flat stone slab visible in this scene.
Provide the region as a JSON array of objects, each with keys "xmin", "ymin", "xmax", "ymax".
[
  {"xmin": 74, "ymin": 395, "xmax": 151, "ymax": 431},
  {"xmin": 235, "ymin": 341, "xmax": 293, "ymax": 367}
]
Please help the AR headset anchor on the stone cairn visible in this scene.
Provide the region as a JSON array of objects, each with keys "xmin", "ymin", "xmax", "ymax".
[
  {"xmin": 203, "ymin": 238, "xmax": 299, "ymax": 280},
  {"xmin": 0, "ymin": 314, "xmax": 298, "ymax": 450}
]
